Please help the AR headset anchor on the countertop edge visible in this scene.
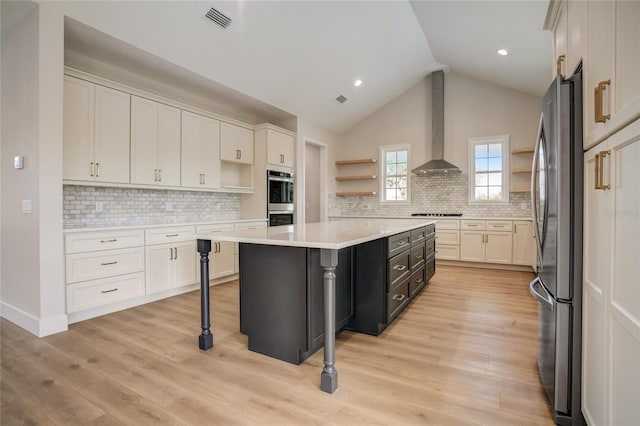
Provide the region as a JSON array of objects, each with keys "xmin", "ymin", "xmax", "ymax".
[{"xmin": 63, "ymin": 218, "xmax": 268, "ymax": 233}]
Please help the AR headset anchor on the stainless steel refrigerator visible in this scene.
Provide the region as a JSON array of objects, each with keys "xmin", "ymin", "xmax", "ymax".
[{"xmin": 530, "ymin": 71, "xmax": 585, "ymax": 426}]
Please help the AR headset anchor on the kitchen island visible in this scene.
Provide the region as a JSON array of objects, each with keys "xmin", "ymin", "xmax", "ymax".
[{"xmin": 196, "ymin": 219, "xmax": 435, "ymax": 393}]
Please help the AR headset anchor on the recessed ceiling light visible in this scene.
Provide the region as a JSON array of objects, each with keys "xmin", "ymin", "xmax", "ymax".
[
  {"xmin": 497, "ymin": 49, "xmax": 509, "ymax": 56},
  {"xmin": 354, "ymin": 79, "xmax": 363, "ymax": 87}
]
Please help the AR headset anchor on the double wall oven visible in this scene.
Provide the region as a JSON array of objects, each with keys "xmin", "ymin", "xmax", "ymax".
[{"xmin": 267, "ymin": 170, "xmax": 294, "ymax": 226}]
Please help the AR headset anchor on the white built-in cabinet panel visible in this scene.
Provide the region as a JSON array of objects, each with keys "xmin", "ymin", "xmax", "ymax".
[
  {"xmin": 220, "ymin": 122, "xmax": 253, "ymax": 165},
  {"xmin": 145, "ymin": 241, "xmax": 196, "ymax": 295},
  {"xmin": 566, "ymin": 0, "xmax": 586, "ymax": 76},
  {"xmin": 553, "ymin": 0, "xmax": 568, "ymax": 77},
  {"xmin": 65, "ymin": 247, "xmax": 144, "ymax": 284},
  {"xmin": 613, "ymin": 1, "xmax": 640, "ymax": 136},
  {"xmin": 459, "ymin": 231, "xmax": 485, "ymax": 262},
  {"xmin": 512, "ymin": 221, "xmax": 535, "ymax": 267},
  {"xmin": 181, "ymin": 111, "xmax": 221, "ymax": 189},
  {"xmin": 196, "ymin": 223, "xmax": 235, "ymax": 281},
  {"xmin": 484, "ymin": 231, "xmax": 513, "ymax": 264},
  {"xmin": 130, "ymin": 96, "xmax": 181, "ymax": 186},
  {"xmin": 266, "ymin": 129, "xmax": 295, "ymax": 168},
  {"xmin": 582, "ymin": 119, "xmax": 640, "ymax": 426},
  {"xmin": 63, "ymin": 76, "xmax": 130, "ymax": 183},
  {"xmin": 459, "ymin": 220, "xmax": 513, "ymax": 264},
  {"xmin": 66, "ymin": 272, "xmax": 145, "ymax": 314}
]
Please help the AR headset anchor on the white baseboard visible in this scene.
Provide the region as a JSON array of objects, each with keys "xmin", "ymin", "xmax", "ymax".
[
  {"xmin": 436, "ymin": 259, "xmax": 534, "ymax": 272},
  {"xmin": 0, "ymin": 301, "xmax": 68, "ymax": 337}
]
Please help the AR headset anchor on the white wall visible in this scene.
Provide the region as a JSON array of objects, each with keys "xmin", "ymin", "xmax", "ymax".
[
  {"xmin": 304, "ymin": 144, "xmax": 321, "ymax": 223},
  {"xmin": 0, "ymin": 1, "xmax": 67, "ymax": 336}
]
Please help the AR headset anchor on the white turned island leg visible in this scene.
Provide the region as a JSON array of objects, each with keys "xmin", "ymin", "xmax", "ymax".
[{"xmin": 320, "ymin": 249, "xmax": 338, "ymax": 393}]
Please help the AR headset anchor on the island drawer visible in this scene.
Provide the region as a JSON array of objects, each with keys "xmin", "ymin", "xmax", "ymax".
[
  {"xmin": 65, "ymin": 229, "xmax": 144, "ymax": 254},
  {"xmin": 66, "ymin": 247, "xmax": 145, "ymax": 284},
  {"xmin": 425, "ymin": 223, "xmax": 436, "ymax": 237},
  {"xmin": 388, "ymin": 249, "xmax": 411, "ymax": 286},
  {"xmin": 387, "ymin": 279, "xmax": 410, "ymax": 322},
  {"xmin": 388, "ymin": 232, "xmax": 410, "ymax": 257},
  {"xmin": 425, "ymin": 237, "xmax": 435, "ymax": 258},
  {"xmin": 409, "ymin": 244, "xmax": 425, "ymax": 269},
  {"xmin": 410, "ymin": 227, "xmax": 426, "ymax": 245},
  {"xmin": 409, "ymin": 265, "xmax": 426, "ymax": 298},
  {"xmin": 425, "ymin": 254, "xmax": 436, "ymax": 282}
]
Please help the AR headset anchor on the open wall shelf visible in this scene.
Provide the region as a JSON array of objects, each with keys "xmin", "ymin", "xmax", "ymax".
[
  {"xmin": 335, "ymin": 158, "xmax": 378, "ymax": 196},
  {"xmin": 335, "ymin": 158, "xmax": 377, "ymax": 165},
  {"xmin": 336, "ymin": 191, "xmax": 377, "ymax": 196}
]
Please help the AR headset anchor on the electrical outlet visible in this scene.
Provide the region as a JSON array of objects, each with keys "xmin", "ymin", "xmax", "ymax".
[
  {"xmin": 363, "ymin": 203, "xmax": 370, "ymax": 209},
  {"xmin": 166, "ymin": 202, "xmax": 173, "ymax": 211},
  {"xmin": 215, "ymin": 202, "xmax": 221, "ymax": 211},
  {"xmin": 96, "ymin": 201, "xmax": 104, "ymax": 212},
  {"xmin": 520, "ymin": 202, "xmax": 527, "ymax": 210}
]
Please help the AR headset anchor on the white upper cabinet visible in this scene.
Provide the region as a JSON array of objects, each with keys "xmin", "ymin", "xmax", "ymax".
[
  {"xmin": 220, "ymin": 122, "xmax": 253, "ymax": 165},
  {"xmin": 63, "ymin": 76, "xmax": 130, "ymax": 183},
  {"xmin": 266, "ymin": 129, "xmax": 295, "ymax": 169},
  {"xmin": 552, "ymin": 1, "xmax": 569, "ymax": 78},
  {"xmin": 566, "ymin": 0, "xmax": 586, "ymax": 76},
  {"xmin": 130, "ymin": 96, "xmax": 181, "ymax": 186},
  {"xmin": 181, "ymin": 111, "xmax": 221, "ymax": 189}
]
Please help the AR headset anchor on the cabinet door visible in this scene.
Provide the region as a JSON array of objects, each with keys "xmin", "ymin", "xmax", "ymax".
[
  {"xmin": 582, "ymin": 143, "xmax": 611, "ymax": 426},
  {"xmin": 63, "ymin": 76, "xmax": 95, "ymax": 181},
  {"xmin": 145, "ymin": 244, "xmax": 174, "ymax": 295},
  {"xmin": 94, "ymin": 84, "xmax": 130, "ymax": 183},
  {"xmin": 211, "ymin": 241, "xmax": 235, "ymax": 279},
  {"xmin": 553, "ymin": 0, "xmax": 568, "ymax": 78},
  {"xmin": 181, "ymin": 111, "xmax": 204, "ymax": 188},
  {"xmin": 267, "ymin": 129, "xmax": 295, "ymax": 168},
  {"xmin": 459, "ymin": 231, "xmax": 484, "ymax": 262},
  {"xmin": 130, "ymin": 96, "xmax": 158, "ymax": 185},
  {"xmin": 156, "ymin": 103, "xmax": 181, "ymax": 186},
  {"xmin": 220, "ymin": 122, "xmax": 254, "ymax": 164},
  {"xmin": 484, "ymin": 231, "xmax": 513, "ymax": 264},
  {"xmin": 613, "ymin": 1, "xmax": 640, "ymax": 130},
  {"xmin": 201, "ymin": 116, "xmax": 221, "ymax": 189},
  {"xmin": 512, "ymin": 221, "xmax": 535, "ymax": 267},
  {"xmin": 173, "ymin": 241, "xmax": 197, "ymax": 288},
  {"xmin": 585, "ymin": 0, "xmax": 615, "ymax": 149},
  {"xmin": 567, "ymin": 0, "xmax": 586, "ymax": 77}
]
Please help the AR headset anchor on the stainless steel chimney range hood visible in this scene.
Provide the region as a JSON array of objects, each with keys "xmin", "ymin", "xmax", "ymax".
[{"xmin": 412, "ymin": 70, "xmax": 461, "ymax": 175}]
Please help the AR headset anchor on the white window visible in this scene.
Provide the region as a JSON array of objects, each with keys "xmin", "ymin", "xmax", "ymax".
[
  {"xmin": 468, "ymin": 135, "xmax": 510, "ymax": 204},
  {"xmin": 380, "ymin": 145, "xmax": 410, "ymax": 203}
]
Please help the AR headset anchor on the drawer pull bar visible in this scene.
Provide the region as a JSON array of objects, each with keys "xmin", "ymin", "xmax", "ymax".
[
  {"xmin": 467, "ymin": 224, "xmax": 479, "ymax": 227},
  {"xmin": 100, "ymin": 239, "xmax": 117, "ymax": 243},
  {"xmin": 415, "ymin": 254, "xmax": 423, "ymax": 260},
  {"xmin": 100, "ymin": 261, "xmax": 118, "ymax": 266},
  {"xmin": 393, "ymin": 264, "xmax": 407, "ymax": 271},
  {"xmin": 396, "ymin": 241, "xmax": 408, "ymax": 246},
  {"xmin": 415, "ymin": 278, "xmax": 424, "ymax": 284},
  {"xmin": 393, "ymin": 294, "xmax": 407, "ymax": 302},
  {"xmin": 166, "ymin": 234, "xmax": 179, "ymax": 237},
  {"xmin": 101, "ymin": 288, "xmax": 118, "ymax": 294}
]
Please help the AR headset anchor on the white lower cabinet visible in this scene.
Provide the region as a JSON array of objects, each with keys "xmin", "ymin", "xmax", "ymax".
[
  {"xmin": 459, "ymin": 220, "xmax": 513, "ymax": 264},
  {"xmin": 459, "ymin": 231, "xmax": 485, "ymax": 262},
  {"xmin": 66, "ymin": 273, "xmax": 145, "ymax": 313},
  {"xmin": 145, "ymin": 241, "xmax": 196, "ymax": 295},
  {"xmin": 435, "ymin": 219, "xmax": 460, "ymax": 260},
  {"xmin": 582, "ymin": 119, "xmax": 640, "ymax": 426},
  {"xmin": 196, "ymin": 223, "xmax": 235, "ymax": 280},
  {"xmin": 512, "ymin": 221, "xmax": 536, "ymax": 268}
]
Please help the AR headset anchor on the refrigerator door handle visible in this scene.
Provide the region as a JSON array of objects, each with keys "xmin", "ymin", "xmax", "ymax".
[
  {"xmin": 530, "ymin": 277, "xmax": 554, "ymax": 311},
  {"xmin": 531, "ymin": 114, "xmax": 544, "ymax": 263}
]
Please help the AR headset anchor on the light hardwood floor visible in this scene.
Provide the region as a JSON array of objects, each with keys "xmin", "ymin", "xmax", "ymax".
[{"xmin": 1, "ymin": 265, "xmax": 554, "ymax": 425}]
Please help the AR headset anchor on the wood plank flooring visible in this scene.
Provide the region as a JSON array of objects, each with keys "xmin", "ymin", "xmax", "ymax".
[{"xmin": 1, "ymin": 265, "xmax": 554, "ymax": 425}]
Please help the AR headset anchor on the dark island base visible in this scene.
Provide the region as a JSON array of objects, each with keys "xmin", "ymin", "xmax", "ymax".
[{"xmin": 239, "ymin": 243, "xmax": 354, "ymax": 365}]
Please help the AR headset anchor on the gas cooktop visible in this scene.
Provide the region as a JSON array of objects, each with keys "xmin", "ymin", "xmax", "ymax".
[{"xmin": 411, "ymin": 213, "xmax": 463, "ymax": 217}]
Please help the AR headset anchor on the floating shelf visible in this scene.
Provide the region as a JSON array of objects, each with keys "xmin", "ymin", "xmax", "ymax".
[
  {"xmin": 335, "ymin": 175, "xmax": 377, "ymax": 181},
  {"xmin": 335, "ymin": 158, "xmax": 377, "ymax": 165},
  {"xmin": 511, "ymin": 168, "xmax": 532, "ymax": 174},
  {"xmin": 511, "ymin": 147, "xmax": 535, "ymax": 154},
  {"xmin": 336, "ymin": 191, "xmax": 377, "ymax": 196},
  {"xmin": 511, "ymin": 188, "xmax": 532, "ymax": 193}
]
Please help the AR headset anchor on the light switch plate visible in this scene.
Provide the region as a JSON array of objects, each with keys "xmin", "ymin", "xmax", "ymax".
[
  {"xmin": 21, "ymin": 200, "xmax": 32, "ymax": 214},
  {"xmin": 14, "ymin": 156, "xmax": 24, "ymax": 169}
]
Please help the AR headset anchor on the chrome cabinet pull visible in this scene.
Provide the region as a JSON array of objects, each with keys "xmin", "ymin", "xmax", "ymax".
[
  {"xmin": 100, "ymin": 239, "xmax": 117, "ymax": 243},
  {"xmin": 396, "ymin": 240, "xmax": 408, "ymax": 246},
  {"xmin": 594, "ymin": 80, "xmax": 611, "ymax": 123},
  {"xmin": 393, "ymin": 294, "xmax": 406, "ymax": 302},
  {"xmin": 169, "ymin": 247, "xmax": 174, "ymax": 260},
  {"xmin": 166, "ymin": 234, "xmax": 179, "ymax": 237},
  {"xmin": 393, "ymin": 264, "xmax": 407, "ymax": 271},
  {"xmin": 101, "ymin": 288, "xmax": 118, "ymax": 294},
  {"xmin": 415, "ymin": 278, "xmax": 423, "ymax": 284},
  {"xmin": 174, "ymin": 247, "xmax": 178, "ymax": 260},
  {"xmin": 415, "ymin": 254, "xmax": 423, "ymax": 260},
  {"xmin": 101, "ymin": 261, "xmax": 118, "ymax": 266}
]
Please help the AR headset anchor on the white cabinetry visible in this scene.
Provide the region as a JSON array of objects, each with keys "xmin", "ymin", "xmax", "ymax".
[
  {"xmin": 196, "ymin": 223, "xmax": 235, "ymax": 280},
  {"xmin": 130, "ymin": 96, "xmax": 181, "ymax": 186},
  {"xmin": 512, "ymin": 220, "xmax": 536, "ymax": 268},
  {"xmin": 434, "ymin": 220, "xmax": 460, "ymax": 260},
  {"xmin": 459, "ymin": 220, "xmax": 513, "ymax": 264},
  {"xmin": 181, "ymin": 111, "xmax": 221, "ymax": 189},
  {"xmin": 63, "ymin": 76, "xmax": 130, "ymax": 183},
  {"xmin": 582, "ymin": 119, "xmax": 640, "ymax": 426},
  {"xmin": 145, "ymin": 226, "xmax": 196, "ymax": 295},
  {"xmin": 266, "ymin": 128, "xmax": 295, "ymax": 169},
  {"xmin": 64, "ymin": 230, "xmax": 145, "ymax": 313},
  {"xmin": 220, "ymin": 122, "xmax": 253, "ymax": 165}
]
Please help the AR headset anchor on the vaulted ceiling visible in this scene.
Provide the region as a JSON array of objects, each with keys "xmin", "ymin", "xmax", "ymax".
[{"xmin": 44, "ymin": 0, "xmax": 552, "ymax": 133}]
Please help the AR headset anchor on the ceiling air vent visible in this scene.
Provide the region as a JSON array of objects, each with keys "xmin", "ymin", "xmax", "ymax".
[
  {"xmin": 205, "ymin": 7, "xmax": 232, "ymax": 29},
  {"xmin": 336, "ymin": 95, "xmax": 348, "ymax": 104}
]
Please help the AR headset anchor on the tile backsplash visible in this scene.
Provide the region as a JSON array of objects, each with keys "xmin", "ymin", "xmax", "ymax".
[
  {"xmin": 329, "ymin": 173, "xmax": 533, "ymax": 218},
  {"xmin": 64, "ymin": 185, "xmax": 241, "ymax": 228}
]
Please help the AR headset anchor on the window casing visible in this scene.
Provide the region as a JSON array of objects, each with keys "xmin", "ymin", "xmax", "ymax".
[
  {"xmin": 468, "ymin": 135, "xmax": 510, "ymax": 204},
  {"xmin": 380, "ymin": 145, "xmax": 411, "ymax": 204}
]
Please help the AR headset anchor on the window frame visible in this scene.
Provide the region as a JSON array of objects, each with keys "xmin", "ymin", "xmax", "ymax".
[
  {"xmin": 467, "ymin": 135, "xmax": 510, "ymax": 205},
  {"xmin": 379, "ymin": 144, "xmax": 411, "ymax": 204}
]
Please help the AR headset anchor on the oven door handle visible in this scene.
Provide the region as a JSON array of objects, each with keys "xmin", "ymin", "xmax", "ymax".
[
  {"xmin": 269, "ymin": 211, "xmax": 294, "ymax": 215},
  {"xmin": 268, "ymin": 176, "xmax": 294, "ymax": 183}
]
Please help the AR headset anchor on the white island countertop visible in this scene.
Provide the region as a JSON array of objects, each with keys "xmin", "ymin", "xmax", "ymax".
[{"xmin": 197, "ymin": 219, "xmax": 435, "ymax": 250}]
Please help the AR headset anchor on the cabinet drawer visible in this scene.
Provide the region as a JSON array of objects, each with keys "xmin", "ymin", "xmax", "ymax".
[
  {"xmin": 388, "ymin": 232, "xmax": 411, "ymax": 257},
  {"xmin": 409, "ymin": 243, "xmax": 426, "ymax": 269},
  {"xmin": 65, "ymin": 229, "xmax": 144, "ymax": 254},
  {"xmin": 409, "ymin": 266, "xmax": 426, "ymax": 298},
  {"xmin": 435, "ymin": 220, "xmax": 460, "ymax": 230},
  {"xmin": 66, "ymin": 272, "xmax": 145, "ymax": 313},
  {"xmin": 436, "ymin": 244, "xmax": 460, "ymax": 261},
  {"xmin": 388, "ymin": 249, "xmax": 411, "ymax": 286},
  {"xmin": 425, "ymin": 254, "xmax": 436, "ymax": 282},
  {"xmin": 436, "ymin": 230, "xmax": 460, "ymax": 245},
  {"xmin": 234, "ymin": 221, "xmax": 267, "ymax": 230},
  {"xmin": 461, "ymin": 220, "xmax": 485, "ymax": 230},
  {"xmin": 66, "ymin": 247, "xmax": 144, "ymax": 284},
  {"xmin": 425, "ymin": 237, "xmax": 435, "ymax": 259},
  {"xmin": 196, "ymin": 223, "xmax": 234, "ymax": 236},
  {"xmin": 145, "ymin": 226, "xmax": 195, "ymax": 245},
  {"xmin": 411, "ymin": 227, "xmax": 427, "ymax": 245},
  {"xmin": 387, "ymin": 279, "xmax": 409, "ymax": 322},
  {"xmin": 425, "ymin": 223, "xmax": 436, "ymax": 237},
  {"xmin": 486, "ymin": 220, "xmax": 512, "ymax": 231}
]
